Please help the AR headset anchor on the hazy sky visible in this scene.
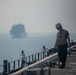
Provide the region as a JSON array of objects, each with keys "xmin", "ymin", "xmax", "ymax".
[{"xmin": 0, "ymin": 0, "xmax": 76, "ymax": 33}]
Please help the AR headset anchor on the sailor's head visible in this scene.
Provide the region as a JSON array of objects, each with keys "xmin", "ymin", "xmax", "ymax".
[
  {"xmin": 55, "ymin": 23, "xmax": 62, "ymax": 30},
  {"xmin": 22, "ymin": 50, "xmax": 24, "ymax": 54}
]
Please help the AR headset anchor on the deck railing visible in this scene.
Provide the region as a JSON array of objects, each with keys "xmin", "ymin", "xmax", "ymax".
[
  {"xmin": 9, "ymin": 45, "xmax": 76, "ymax": 75},
  {"xmin": 10, "ymin": 52, "xmax": 58, "ymax": 75},
  {"xmin": 0, "ymin": 48, "xmax": 58, "ymax": 75}
]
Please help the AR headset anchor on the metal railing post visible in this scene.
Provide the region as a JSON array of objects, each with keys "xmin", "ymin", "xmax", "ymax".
[
  {"xmin": 18, "ymin": 60, "xmax": 20, "ymax": 67},
  {"xmin": 8, "ymin": 62, "xmax": 10, "ymax": 74},
  {"xmin": 3, "ymin": 60, "xmax": 8, "ymax": 73},
  {"xmin": 48, "ymin": 61, "xmax": 51, "ymax": 75},
  {"xmin": 29, "ymin": 56, "xmax": 30, "ymax": 62},
  {"xmin": 38, "ymin": 53, "xmax": 39, "ymax": 61},
  {"xmin": 13, "ymin": 61, "xmax": 15, "ymax": 69},
  {"xmin": 32, "ymin": 55, "xmax": 33, "ymax": 61}
]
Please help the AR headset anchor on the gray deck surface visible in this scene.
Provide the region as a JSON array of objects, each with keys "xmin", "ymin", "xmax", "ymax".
[
  {"xmin": 10, "ymin": 51, "xmax": 76, "ymax": 75},
  {"xmin": 44, "ymin": 52, "xmax": 76, "ymax": 75},
  {"xmin": 22, "ymin": 52, "xmax": 76, "ymax": 75}
]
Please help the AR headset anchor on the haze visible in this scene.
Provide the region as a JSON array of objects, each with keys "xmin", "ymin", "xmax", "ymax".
[{"xmin": 0, "ymin": 0, "xmax": 76, "ymax": 34}]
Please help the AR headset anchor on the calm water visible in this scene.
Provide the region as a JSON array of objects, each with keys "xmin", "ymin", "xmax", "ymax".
[
  {"xmin": 0, "ymin": 33, "xmax": 76, "ymax": 65},
  {"xmin": 0, "ymin": 33, "xmax": 56, "ymax": 65}
]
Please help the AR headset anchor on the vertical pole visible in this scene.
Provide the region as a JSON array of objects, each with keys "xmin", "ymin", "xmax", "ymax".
[
  {"xmin": 26, "ymin": 57, "xmax": 27, "ymax": 66},
  {"xmin": 43, "ymin": 51, "xmax": 45, "ymax": 58},
  {"xmin": 3, "ymin": 60, "xmax": 8, "ymax": 73},
  {"xmin": 40, "ymin": 49, "xmax": 44, "ymax": 75},
  {"xmin": 40, "ymin": 66, "xmax": 44, "ymax": 75},
  {"xmin": 32, "ymin": 55, "xmax": 33, "ymax": 61},
  {"xmin": 48, "ymin": 67, "xmax": 51, "ymax": 75},
  {"xmin": 58, "ymin": 60, "xmax": 60, "ymax": 67},
  {"xmin": 48, "ymin": 61, "xmax": 51, "ymax": 75},
  {"xmin": 29, "ymin": 56, "xmax": 30, "ymax": 62},
  {"xmin": 8, "ymin": 62, "xmax": 10, "ymax": 74},
  {"xmin": 38, "ymin": 53, "xmax": 39, "ymax": 61},
  {"xmin": 35, "ymin": 54, "xmax": 36, "ymax": 60},
  {"xmin": 41, "ymin": 51, "xmax": 42, "ymax": 60},
  {"xmin": 18, "ymin": 60, "xmax": 20, "ymax": 67},
  {"xmin": 13, "ymin": 61, "xmax": 15, "ymax": 69}
]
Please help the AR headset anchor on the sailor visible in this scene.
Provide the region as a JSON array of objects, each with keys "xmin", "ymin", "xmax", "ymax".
[{"xmin": 54, "ymin": 23, "xmax": 70, "ymax": 68}]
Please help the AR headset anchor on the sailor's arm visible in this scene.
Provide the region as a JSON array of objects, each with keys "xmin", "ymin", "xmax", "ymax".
[
  {"xmin": 67, "ymin": 31, "xmax": 70, "ymax": 47},
  {"xmin": 54, "ymin": 39, "xmax": 57, "ymax": 48}
]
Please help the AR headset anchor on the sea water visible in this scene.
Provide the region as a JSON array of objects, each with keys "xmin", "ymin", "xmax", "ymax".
[
  {"xmin": 0, "ymin": 33, "xmax": 56, "ymax": 65},
  {"xmin": 0, "ymin": 33, "xmax": 76, "ymax": 65}
]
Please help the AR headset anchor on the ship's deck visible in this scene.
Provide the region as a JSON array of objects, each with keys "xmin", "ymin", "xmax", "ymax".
[
  {"xmin": 24, "ymin": 53, "xmax": 76, "ymax": 75},
  {"xmin": 44, "ymin": 51, "xmax": 76, "ymax": 75},
  {"xmin": 10, "ymin": 46, "xmax": 76, "ymax": 75}
]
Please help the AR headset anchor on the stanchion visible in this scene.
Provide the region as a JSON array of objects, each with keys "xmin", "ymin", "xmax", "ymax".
[
  {"xmin": 3, "ymin": 60, "xmax": 8, "ymax": 75},
  {"xmin": 48, "ymin": 61, "xmax": 51, "ymax": 75}
]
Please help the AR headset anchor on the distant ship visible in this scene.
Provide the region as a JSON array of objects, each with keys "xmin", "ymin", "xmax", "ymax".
[{"xmin": 10, "ymin": 23, "xmax": 27, "ymax": 38}]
